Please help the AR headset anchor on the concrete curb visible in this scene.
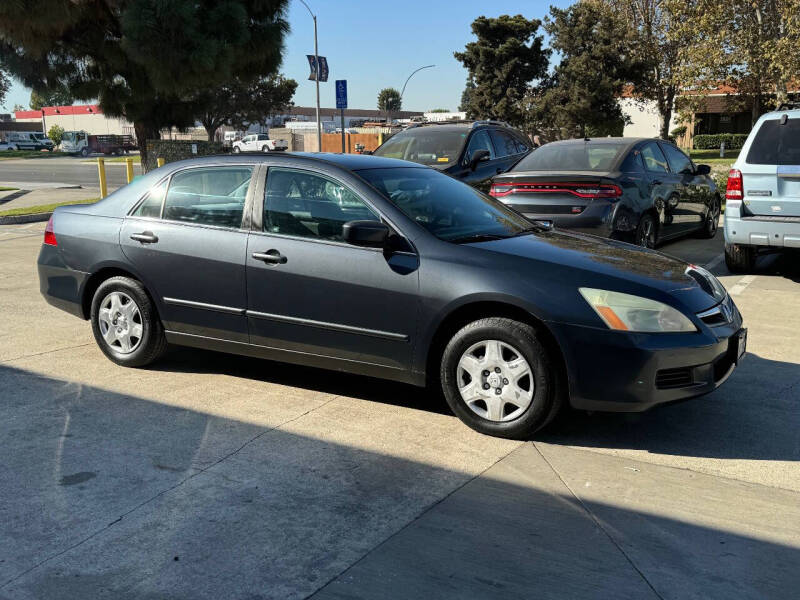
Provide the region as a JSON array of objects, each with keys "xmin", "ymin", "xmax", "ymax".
[{"xmin": 0, "ymin": 212, "xmax": 53, "ymax": 225}]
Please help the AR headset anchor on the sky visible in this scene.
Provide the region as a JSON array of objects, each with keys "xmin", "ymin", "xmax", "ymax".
[{"xmin": 1, "ymin": 0, "xmax": 570, "ymax": 114}]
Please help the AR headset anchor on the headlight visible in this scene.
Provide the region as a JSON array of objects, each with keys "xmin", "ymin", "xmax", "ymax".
[{"xmin": 579, "ymin": 288, "xmax": 696, "ymax": 333}]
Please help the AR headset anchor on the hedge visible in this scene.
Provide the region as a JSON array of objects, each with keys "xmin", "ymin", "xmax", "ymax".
[
  {"xmin": 144, "ymin": 139, "xmax": 224, "ymax": 172},
  {"xmin": 693, "ymin": 133, "xmax": 748, "ymax": 150}
]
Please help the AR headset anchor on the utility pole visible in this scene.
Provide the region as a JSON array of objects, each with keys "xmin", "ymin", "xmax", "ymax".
[{"xmin": 299, "ymin": 0, "xmax": 321, "ymax": 151}]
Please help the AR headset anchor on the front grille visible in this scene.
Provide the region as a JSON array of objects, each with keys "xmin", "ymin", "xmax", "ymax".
[
  {"xmin": 699, "ymin": 308, "xmax": 728, "ymax": 326},
  {"xmin": 656, "ymin": 367, "xmax": 694, "ymax": 389}
]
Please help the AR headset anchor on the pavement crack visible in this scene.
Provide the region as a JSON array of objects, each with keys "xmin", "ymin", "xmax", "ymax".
[
  {"xmin": 533, "ymin": 442, "xmax": 665, "ymax": 600},
  {"xmin": 0, "ymin": 343, "xmax": 93, "ymax": 364},
  {"xmin": 302, "ymin": 441, "xmax": 525, "ymax": 600},
  {"xmin": 0, "ymin": 392, "xmax": 342, "ymax": 590}
]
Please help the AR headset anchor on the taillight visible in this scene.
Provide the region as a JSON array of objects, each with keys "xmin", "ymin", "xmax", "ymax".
[
  {"xmin": 726, "ymin": 169, "xmax": 743, "ymax": 201},
  {"xmin": 44, "ymin": 215, "xmax": 57, "ymax": 246},
  {"xmin": 489, "ymin": 181, "xmax": 622, "ymax": 199}
]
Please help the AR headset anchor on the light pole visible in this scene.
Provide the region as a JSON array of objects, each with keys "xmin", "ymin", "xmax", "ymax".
[
  {"xmin": 400, "ymin": 64, "xmax": 435, "ymax": 106},
  {"xmin": 298, "ymin": 0, "xmax": 321, "ymax": 151}
]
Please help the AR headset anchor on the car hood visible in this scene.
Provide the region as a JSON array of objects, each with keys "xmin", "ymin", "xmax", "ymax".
[{"xmin": 470, "ymin": 229, "xmax": 722, "ymax": 313}]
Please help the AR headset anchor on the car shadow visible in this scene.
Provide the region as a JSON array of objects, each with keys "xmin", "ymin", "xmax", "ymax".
[{"xmin": 542, "ymin": 352, "xmax": 800, "ymax": 462}]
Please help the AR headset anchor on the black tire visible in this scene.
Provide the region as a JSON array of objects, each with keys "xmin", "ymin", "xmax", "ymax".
[
  {"xmin": 635, "ymin": 213, "xmax": 657, "ymax": 248},
  {"xmin": 725, "ymin": 243, "xmax": 756, "ymax": 273},
  {"xmin": 440, "ymin": 317, "xmax": 562, "ymax": 439},
  {"xmin": 80, "ymin": 147, "xmax": 89, "ymax": 157},
  {"xmin": 261, "ymin": 144, "xmax": 269, "ymax": 152},
  {"xmin": 232, "ymin": 146, "xmax": 241, "ymax": 153},
  {"xmin": 90, "ymin": 276, "xmax": 167, "ymax": 367},
  {"xmin": 698, "ymin": 197, "xmax": 721, "ymax": 239}
]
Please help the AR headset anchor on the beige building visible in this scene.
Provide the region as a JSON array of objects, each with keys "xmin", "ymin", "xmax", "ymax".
[{"xmin": 14, "ymin": 105, "xmax": 134, "ymax": 136}]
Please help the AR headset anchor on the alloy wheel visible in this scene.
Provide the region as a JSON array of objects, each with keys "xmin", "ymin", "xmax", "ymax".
[
  {"xmin": 97, "ymin": 291, "xmax": 143, "ymax": 354},
  {"xmin": 638, "ymin": 218, "xmax": 655, "ymax": 248},
  {"xmin": 456, "ymin": 339, "xmax": 534, "ymax": 422},
  {"xmin": 708, "ymin": 201, "xmax": 720, "ymax": 236}
]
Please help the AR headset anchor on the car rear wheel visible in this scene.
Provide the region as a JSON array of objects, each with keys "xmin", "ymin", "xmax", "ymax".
[
  {"xmin": 725, "ymin": 243, "xmax": 756, "ymax": 273},
  {"xmin": 636, "ymin": 213, "xmax": 657, "ymax": 248},
  {"xmin": 698, "ymin": 197, "xmax": 720, "ymax": 239},
  {"xmin": 90, "ymin": 276, "xmax": 167, "ymax": 367},
  {"xmin": 232, "ymin": 146, "xmax": 241, "ymax": 153},
  {"xmin": 440, "ymin": 317, "xmax": 561, "ymax": 439},
  {"xmin": 261, "ymin": 145, "xmax": 269, "ymax": 152}
]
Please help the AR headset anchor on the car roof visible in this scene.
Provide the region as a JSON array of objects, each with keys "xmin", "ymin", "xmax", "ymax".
[{"xmin": 162, "ymin": 152, "xmax": 424, "ymax": 172}]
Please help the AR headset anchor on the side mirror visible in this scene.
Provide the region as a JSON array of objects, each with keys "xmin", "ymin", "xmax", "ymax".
[
  {"xmin": 362, "ymin": 150, "xmax": 373, "ymax": 155},
  {"xmin": 342, "ymin": 220, "xmax": 389, "ymax": 248},
  {"xmin": 469, "ymin": 149, "xmax": 491, "ymax": 171},
  {"xmin": 695, "ymin": 164, "xmax": 711, "ymax": 175}
]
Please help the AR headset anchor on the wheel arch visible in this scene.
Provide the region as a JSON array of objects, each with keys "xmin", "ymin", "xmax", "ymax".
[
  {"xmin": 80, "ymin": 265, "xmax": 158, "ymax": 320},
  {"xmin": 423, "ymin": 300, "xmax": 568, "ymax": 394}
]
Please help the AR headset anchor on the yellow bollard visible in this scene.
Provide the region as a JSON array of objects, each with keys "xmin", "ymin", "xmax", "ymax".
[
  {"xmin": 377, "ymin": 132, "xmax": 384, "ymax": 146},
  {"xmin": 125, "ymin": 157, "xmax": 134, "ymax": 183},
  {"xmin": 97, "ymin": 158, "xmax": 107, "ymax": 199},
  {"xmin": 157, "ymin": 157, "xmax": 165, "ymax": 168}
]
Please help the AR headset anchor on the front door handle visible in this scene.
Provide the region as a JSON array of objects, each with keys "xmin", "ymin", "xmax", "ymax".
[
  {"xmin": 130, "ymin": 231, "xmax": 158, "ymax": 244},
  {"xmin": 252, "ymin": 249, "xmax": 287, "ymax": 264},
  {"xmin": 651, "ymin": 179, "xmax": 662, "ymax": 186}
]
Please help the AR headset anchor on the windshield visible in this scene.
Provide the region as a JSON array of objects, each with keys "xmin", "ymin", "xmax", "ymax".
[
  {"xmin": 515, "ymin": 142, "xmax": 628, "ymax": 171},
  {"xmin": 356, "ymin": 167, "xmax": 535, "ymax": 242},
  {"xmin": 373, "ymin": 129, "xmax": 468, "ymax": 167}
]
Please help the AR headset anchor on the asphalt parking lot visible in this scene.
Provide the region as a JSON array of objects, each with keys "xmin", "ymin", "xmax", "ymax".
[{"xmin": 1, "ymin": 222, "xmax": 798, "ymax": 599}]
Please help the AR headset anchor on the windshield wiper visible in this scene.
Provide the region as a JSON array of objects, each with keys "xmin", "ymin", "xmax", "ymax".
[
  {"xmin": 511, "ymin": 225, "xmax": 547, "ymax": 237},
  {"xmin": 448, "ymin": 233, "xmax": 509, "ymax": 244}
]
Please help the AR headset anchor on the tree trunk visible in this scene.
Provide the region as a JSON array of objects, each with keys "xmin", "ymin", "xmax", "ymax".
[
  {"xmin": 751, "ymin": 95, "xmax": 761, "ymax": 126},
  {"xmin": 133, "ymin": 121, "xmax": 160, "ymax": 171},
  {"xmin": 658, "ymin": 86, "xmax": 676, "ymax": 140}
]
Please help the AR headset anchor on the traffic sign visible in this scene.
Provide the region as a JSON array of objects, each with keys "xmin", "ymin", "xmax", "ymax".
[{"xmin": 336, "ymin": 80, "xmax": 347, "ymax": 109}]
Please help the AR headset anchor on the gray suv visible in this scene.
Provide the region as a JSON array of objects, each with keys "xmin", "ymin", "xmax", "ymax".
[{"xmin": 724, "ymin": 105, "xmax": 800, "ymax": 271}]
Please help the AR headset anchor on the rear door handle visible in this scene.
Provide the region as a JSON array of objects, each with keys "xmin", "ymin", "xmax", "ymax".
[
  {"xmin": 252, "ymin": 249, "xmax": 287, "ymax": 264},
  {"xmin": 651, "ymin": 180, "xmax": 662, "ymax": 186},
  {"xmin": 130, "ymin": 231, "xmax": 158, "ymax": 244}
]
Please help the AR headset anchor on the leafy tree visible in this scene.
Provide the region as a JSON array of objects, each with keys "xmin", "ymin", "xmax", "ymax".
[
  {"xmin": 603, "ymin": 0, "xmax": 691, "ymax": 139},
  {"xmin": 0, "ymin": 1, "xmax": 289, "ymax": 166},
  {"xmin": 12, "ymin": 103, "xmax": 25, "ymax": 112},
  {"xmin": 30, "ymin": 86, "xmax": 74, "ymax": 110},
  {"xmin": 454, "ymin": 15, "xmax": 550, "ymax": 126},
  {"xmin": 529, "ymin": 1, "xmax": 645, "ymax": 138},
  {"xmin": 196, "ymin": 74, "xmax": 297, "ymax": 141},
  {"xmin": 667, "ymin": 0, "xmax": 800, "ymax": 124},
  {"xmin": 48, "ymin": 124, "xmax": 65, "ymax": 146},
  {"xmin": 429, "ymin": 108, "xmax": 450, "ymax": 113},
  {"xmin": 0, "ymin": 69, "xmax": 9, "ymax": 108},
  {"xmin": 377, "ymin": 87, "xmax": 401, "ymax": 122},
  {"xmin": 458, "ymin": 77, "xmax": 476, "ymax": 113}
]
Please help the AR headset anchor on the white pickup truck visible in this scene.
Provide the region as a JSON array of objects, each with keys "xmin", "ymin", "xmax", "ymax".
[{"xmin": 231, "ymin": 133, "xmax": 288, "ymax": 153}]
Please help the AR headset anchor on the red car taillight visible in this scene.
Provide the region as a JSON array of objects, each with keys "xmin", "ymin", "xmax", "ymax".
[
  {"xmin": 44, "ymin": 215, "xmax": 57, "ymax": 246},
  {"xmin": 726, "ymin": 169, "xmax": 743, "ymax": 201},
  {"xmin": 489, "ymin": 182, "xmax": 623, "ymax": 200}
]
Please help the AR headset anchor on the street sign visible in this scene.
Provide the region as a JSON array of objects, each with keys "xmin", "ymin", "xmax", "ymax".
[
  {"xmin": 306, "ymin": 55, "xmax": 329, "ymax": 82},
  {"xmin": 335, "ymin": 80, "xmax": 347, "ymax": 109}
]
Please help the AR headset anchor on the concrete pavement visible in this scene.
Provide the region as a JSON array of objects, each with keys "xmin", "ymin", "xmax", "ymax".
[
  {"xmin": 0, "ymin": 156, "xmax": 134, "ymax": 189},
  {"xmin": 0, "ymin": 223, "xmax": 798, "ymax": 599}
]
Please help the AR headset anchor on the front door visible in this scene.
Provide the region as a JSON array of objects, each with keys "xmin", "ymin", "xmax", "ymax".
[
  {"xmin": 245, "ymin": 166, "xmax": 420, "ymax": 372},
  {"xmin": 640, "ymin": 141, "xmax": 686, "ymax": 239},
  {"xmin": 457, "ymin": 129, "xmax": 505, "ymax": 192},
  {"xmin": 120, "ymin": 165, "xmax": 256, "ymax": 342},
  {"xmin": 660, "ymin": 142, "xmax": 707, "ymax": 231}
]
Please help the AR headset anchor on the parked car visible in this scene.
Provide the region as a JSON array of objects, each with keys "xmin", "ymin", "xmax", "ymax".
[
  {"xmin": 38, "ymin": 154, "xmax": 744, "ymax": 439},
  {"xmin": 490, "ymin": 138, "xmax": 720, "ymax": 248},
  {"xmin": 7, "ymin": 132, "xmax": 54, "ymax": 151},
  {"xmin": 232, "ymin": 133, "xmax": 288, "ymax": 153},
  {"xmin": 0, "ymin": 140, "xmax": 18, "ymax": 151},
  {"xmin": 724, "ymin": 105, "xmax": 800, "ymax": 272},
  {"xmin": 372, "ymin": 120, "xmax": 532, "ymax": 191}
]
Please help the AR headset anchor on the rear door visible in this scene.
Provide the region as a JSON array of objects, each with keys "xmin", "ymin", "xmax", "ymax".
[
  {"xmin": 640, "ymin": 141, "xmax": 686, "ymax": 238},
  {"xmin": 741, "ymin": 116, "xmax": 800, "ymax": 217},
  {"xmin": 660, "ymin": 142, "xmax": 708, "ymax": 230},
  {"xmin": 120, "ymin": 164, "xmax": 256, "ymax": 342}
]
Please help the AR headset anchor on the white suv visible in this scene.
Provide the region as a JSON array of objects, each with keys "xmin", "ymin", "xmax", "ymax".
[
  {"xmin": 231, "ymin": 133, "xmax": 288, "ymax": 153},
  {"xmin": 724, "ymin": 106, "xmax": 800, "ymax": 272}
]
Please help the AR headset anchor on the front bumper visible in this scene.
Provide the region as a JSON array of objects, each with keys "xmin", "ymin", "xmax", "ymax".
[{"xmin": 548, "ymin": 305, "xmax": 745, "ymax": 412}]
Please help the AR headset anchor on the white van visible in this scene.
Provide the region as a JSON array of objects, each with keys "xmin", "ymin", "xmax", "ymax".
[
  {"xmin": 6, "ymin": 132, "xmax": 54, "ymax": 151},
  {"xmin": 724, "ymin": 106, "xmax": 800, "ymax": 271}
]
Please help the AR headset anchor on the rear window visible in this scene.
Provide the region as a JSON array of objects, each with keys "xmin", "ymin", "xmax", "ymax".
[
  {"xmin": 373, "ymin": 128, "xmax": 468, "ymax": 166},
  {"xmin": 746, "ymin": 118, "xmax": 800, "ymax": 165},
  {"xmin": 514, "ymin": 142, "xmax": 628, "ymax": 172}
]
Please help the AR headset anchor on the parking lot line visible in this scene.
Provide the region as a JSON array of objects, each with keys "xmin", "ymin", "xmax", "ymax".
[
  {"xmin": 729, "ymin": 275, "xmax": 757, "ymax": 296},
  {"xmin": 703, "ymin": 253, "xmax": 725, "ymax": 271}
]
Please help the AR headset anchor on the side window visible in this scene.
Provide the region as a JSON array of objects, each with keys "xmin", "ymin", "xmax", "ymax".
[
  {"xmin": 660, "ymin": 143, "xmax": 693, "ymax": 174},
  {"xmin": 464, "ymin": 130, "xmax": 495, "ymax": 162},
  {"xmin": 513, "ymin": 134, "xmax": 530, "ymax": 154},
  {"xmin": 162, "ymin": 166, "xmax": 252, "ymax": 228},
  {"xmin": 264, "ymin": 168, "xmax": 379, "ymax": 242},
  {"xmin": 640, "ymin": 142, "xmax": 669, "ymax": 174},
  {"xmin": 132, "ymin": 179, "xmax": 168, "ymax": 218},
  {"xmin": 620, "ymin": 150, "xmax": 644, "ymax": 173},
  {"xmin": 488, "ymin": 129, "xmax": 519, "ymax": 157}
]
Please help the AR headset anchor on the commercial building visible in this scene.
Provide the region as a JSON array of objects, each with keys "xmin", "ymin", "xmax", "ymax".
[{"xmin": 14, "ymin": 105, "xmax": 134, "ymax": 136}]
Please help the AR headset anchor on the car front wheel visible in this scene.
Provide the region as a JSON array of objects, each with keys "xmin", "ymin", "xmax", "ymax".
[
  {"xmin": 232, "ymin": 146, "xmax": 241, "ymax": 153},
  {"xmin": 440, "ymin": 317, "xmax": 561, "ymax": 439},
  {"xmin": 636, "ymin": 213, "xmax": 657, "ymax": 248},
  {"xmin": 90, "ymin": 276, "xmax": 167, "ymax": 367},
  {"xmin": 698, "ymin": 197, "xmax": 720, "ymax": 239}
]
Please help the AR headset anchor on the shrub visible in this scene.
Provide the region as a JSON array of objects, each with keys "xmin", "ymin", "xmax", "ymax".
[
  {"xmin": 47, "ymin": 124, "xmax": 65, "ymax": 147},
  {"xmin": 144, "ymin": 139, "xmax": 224, "ymax": 172},
  {"xmin": 670, "ymin": 125, "xmax": 687, "ymax": 138},
  {"xmin": 693, "ymin": 133, "xmax": 748, "ymax": 150}
]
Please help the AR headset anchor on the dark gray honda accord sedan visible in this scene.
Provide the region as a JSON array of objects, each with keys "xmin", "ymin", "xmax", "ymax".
[{"xmin": 38, "ymin": 153, "xmax": 745, "ymax": 438}]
